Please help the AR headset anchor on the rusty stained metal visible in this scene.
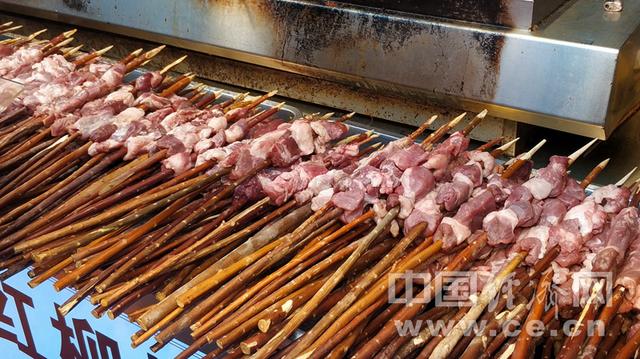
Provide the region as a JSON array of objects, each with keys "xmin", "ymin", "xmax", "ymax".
[
  {"xmin": 4, "ymin": 0, "xmax": 635, "ymax": 140},
  {"xmin": 0, "ymin": 11, "xmax": 517, "ymax": 151},
  {"xmin": 331, "ymin": 0, "xmax": 570, "ymax": 29}
]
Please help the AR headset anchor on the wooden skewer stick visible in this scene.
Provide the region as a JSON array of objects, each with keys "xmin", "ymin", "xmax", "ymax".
[
  {"xmin": 62, "ymin": 44, "xmax": 83, "ymax": 58},
  {"xmin": 288, "ymin": 218, "xmax": 429, "ymax": 357},
  {"xmin": 0, "ymin": 25, "xmax": 24, "ymax": 36},
  {"xmin": 0, "ymin": 28, "xmax": 46, "ymax": 46},
  {"xmin": 0, "ymin": 24, "xmax": 21, "ymax": 32},
  {"xmin": 41, "ymin": 36, "xmax": 75, "ymax": 58},
  {"xmin": 159, "ymin": 54, "xmax": 188, "ymax": 75},
  {"xmin": 72, "ymin": 45, "xmax": 114, "ymax": 67},
  {"xmin": 408, "ymin": 115, "xmax": 437, "ymax": 141},
  {"xmin": 512, "ymin": 269, "xmax": 554, "ymax": 359},
  {"xmin": 351, "ymin": 139, "xmax": 547, "ymax": 357},
  {"xmin": 421, "ymin": 113, "xmax": 465, "ymax": 148},
  {"xmin": 0, "ymin": 21, "xmax": 14, "ymax": 29},
  {"xmin": 429, "ymin": 252, "xmax": 526, "ymax": 359},
  {"xmin": 475, "ymin": 136, "xmax": 505, "ymax": 152},
  {"xmin": 567, "ymin": 138, "xmax": 598, "ymax": 166},
  {"xmin": 135, "ymin": 204, "xmax": 313, "ymax": 331},
  {"xmin": 461, "ymin": 109, "xmax": 488, "ymax": 136},
  {"xmin": 581, "ymin": 158, "xmax": 610, "ymax": 189},
  {"xmin": 580, "ymin": 287, "xmax": 625, "ymax": 359},
  {"xmin": 41, "ymin": 28, "xmax": 77, "ymax": 51},
  {"xmin": 490, "ymin": 137, "xmax": 520, "ymax": 158},
  {"xmin": 124, "ymin": 45, "xmax": 166, "ymax": 73},
  {"xmin": 615, "ymin": 166, "xmax": 637, "ymax": 187},
  {"xmin": 252, "ymin": 208, "xmax": 399, "ymax": 359},
  {"xmin": 501, "ymin": 139, "xmax": 546, "ymax": 179}
]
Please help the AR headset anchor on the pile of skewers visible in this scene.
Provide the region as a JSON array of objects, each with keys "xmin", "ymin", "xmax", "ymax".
[{"xmin": 2, "ymin": 22, "xmax": 640, "ymax": 359}]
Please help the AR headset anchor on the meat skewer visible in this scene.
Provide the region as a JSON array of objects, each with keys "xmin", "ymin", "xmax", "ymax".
[
  {"xmin": 136, "ymin": 116, "xmax": 460, "ymax": 354},
  {"xmin": 6, "ymin": 90, "xmax": 280, "ymax": 257},
  {"xmin": 199, "ymin": 125, "xmax": 516, "ymax": 358},
  {"xmin": 350, "ymin": 138, "xmax": 609, "ymax": 358},
  {"xmin": 451, "ymin": 164, "xmax": 631, "ymax": 359},
  {"xmin": 428, "ymin": 162, "xmax": 629, "ymax": 359},
  {"xmin": 0, "ymin": 66, "xmax": 194, "ymax": 248}
]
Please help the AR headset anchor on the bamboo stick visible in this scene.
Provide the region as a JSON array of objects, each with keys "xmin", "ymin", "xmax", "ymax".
[
  {"xmin": 512, "ymin": 268, "xmax": 553, "ymax": 359},
  {"xmin": 429, "ymin": 252, "xmax": 525, "ymax": 359},
  {"xmin": 252, "ymin": 208, "xmax": 399, "ymax": 359},
  {"xmin": 290, "ymin": 220, "xmax": 427, "ymax": 357},
  {"xmin": 135, "ymin": 204, "xmax": 313, "ymax": 331}
]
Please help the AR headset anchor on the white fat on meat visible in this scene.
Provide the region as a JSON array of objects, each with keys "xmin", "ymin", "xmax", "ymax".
[
  {"xmin": 309, "ymin": 121, "xmax": 328, "ymax": 140},
  {"xmin": 425, "ymin": 153, "xmax": 448, "ymax": 171},
  {"xmin": 16, "ymin": 54, "xmax": 74, "ymax": 85},
  {"xmin": 570, "ymin": 254, "xmax": 598, "ymax": 306},
  {"xmin": 483, "ymin": 208, "xmax": 519, "ymax": 235},
  {"xmin": 194, "ymin": 139, "xmax": 213, "ymax": 154},
  {"xmin": 311, "ymin": 188, "xmax": 334, "ymax": 211},
  {"xmin": 372, "ymin": 199, "xmax": 388, "ymax": 219},
  {"xmin": 564, "ymin": 199, "xmax": 606, "ymax": 237},
  {"xmin": 453, "ymin": 172, "xmax": 475, "ymax": 189},
  {"xmin": 0, "ymin": 47, "xmax": 41, "ymax": 77},
  {"xmin": 467, "ymin": 151, "xmax": 496, "ymax": 177},
  {"xmin": 249, "ymin": 129, "xmax": 287, "ymax": 160},
  {"xmin": 163, "ymin": 152, "xmax": 192, "ymax": 175},
  {"xmin": 104, "ymin": 88, "xmax": 135, "ymax": 107},
  {"xmin": 519, "ymin": 225, "xmax": 550, "ymax": 259},
  {"xmin": 124, "ymin": 133, "xmax": 161, "ymax": 160},
  {"xmin": 398, "ymin": 196, "xmax": 415, "ymax": 219},
  {"xmin": 196, "ymin": 148, "xmax": 227, "ymax": 166},
  {"xmin": 522, "ymin": 177, "xmax": 554, "ymax": 200},
  {"xmin": 440, "ymin": 217, "xmax": 471, "ymax": 246},
  {"xmin": 207, "ymin": 115, "xmax": 227, "ymax": 132},
  {"xmin": 198, "ymin": 127, "xmax": 213, "ymax": 140},
  {"xmin": 113, "ymin": 107, "xmax": 145, "ymax": 126},
  {"xmin": 290, "ymin": 121, "xmax": 315, "ymax": 155},
  {"xmin": 168, "ymin": 123, "xmax": 200, "ymax": 152},
  {"xmin": 224, "ymin": 124, "xmax": 246, "ymax": 143},
  {"xmin": 551, "ymin": 262, "xmax": 572, "ymax": 284}
]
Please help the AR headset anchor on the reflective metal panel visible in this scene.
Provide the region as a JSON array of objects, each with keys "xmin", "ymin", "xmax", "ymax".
[{"xmin": 1, "ymin": 0, "xmax": 638, "ymax": 139}]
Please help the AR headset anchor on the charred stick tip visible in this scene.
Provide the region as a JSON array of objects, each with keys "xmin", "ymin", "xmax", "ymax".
[
  {"xmin": 461, "ymin": 109, "xmax": 488, "ymax": 136},
  {"xmin": 409, "ymin": 114, "xmax": 437, "ymax": 140},
  {"xmin": 63, "ymin": 29, "xmax": 78, "ymax": 38},
  {"xmin": 63, "ymin": 45, "xmax": 83, "ymax": 57},
  {"xmin": 144, "ymin": 44, "xmax": 166, "ymax": 58},
  {"xmin": 28, "ymin": 28, "xmax": 48, "ymax": 40},
  {"xmin": 320, "ymin": 112, "xmax": 335, "ymax": 120},
  {"xmin": 567, "ymin": 137, "xmax": 598, "ymax": 166},
  {"xmin": 95, "ymin": 45, "xmax": 114, "ymax": 56}
]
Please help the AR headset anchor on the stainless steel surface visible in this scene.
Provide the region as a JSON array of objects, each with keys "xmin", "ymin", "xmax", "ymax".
[
  {"xmin": 332, "ymin": 0, "xmax": 570, "ymax": 29},
  {"xmin": 1, "ymin": 0, "xmax": 639, "ymax": 140}
]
